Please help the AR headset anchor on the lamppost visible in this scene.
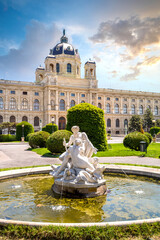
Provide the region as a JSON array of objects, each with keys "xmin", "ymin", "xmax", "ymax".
[
  {"xmin": 152, "ymin": 119, "xmax": 156, "ymax": 142},
  {"xmin": 51, "ymin": 116, "xmax": 55, "ymax": 133},
  {"xmin": 124, "ymin": 124, "xmax": 128, "ymax": 135},
  {"xmin": 21, "ymin": 124, "xmax": 24, "ymax": 142}
]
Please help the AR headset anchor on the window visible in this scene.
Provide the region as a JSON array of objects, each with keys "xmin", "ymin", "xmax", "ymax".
[
  {"xmin": 59, "ymin": 117, "xmax": 66, "ymax": 130},
  {"xmin": 34, "ymin": 99, "xmax": 39, "ymax": 111},
  {"xmin": 132, "ymin": 99, "xmax": 135, "ymax": 102},
  {"xmin": 49, "ymin": 64, "xmax": 54, "ymax": 72},
  {"xmin": 139, "ymin": 105, "xmax": 143, "ymax": 115},
  {"xmin": 0, "ymin": 97, "xmax": 3, "ymax": 109},
  {"xmin": 98, "ymin": 96, "xmax": 101, "ymax": 100},
  {"xmin": 22, "ymin": 99, "xmax": 28, "ymax": 110},
  {"xmin": 131, "ymin": 104, "xmax": 135, "ymax": 114},
  {"xmin": 60, "ymin": 99, "xmax": 65, "ymax": 111},
  {"xmin": 67, "ymin": 63, "xmax": 72, "ymax": 73},
  {"xmin": 115, "ymin": 98, "xmax": 119, "ymax": 101},
  {"xmin": 0, "ymin": 115, "xmax": 3, "ymax": 124},
  {"xmin": 124, "ymin": 119, "xmax": 128, "ymax": 127},
  {"xmin": 107, "ymin": 97, "xmax": 110, "ymax": 100},
  {"xmin": 22, "ymin": 116, "xmax": 28, "ymax": 122},
  {"xmin": 23, "ymin": 91, "xmax": 27, "ymax": 95},
  {"xmin": 116, "ymin": 119, "xmax": 120, "ymax": 128},
  {"xmin": 10, "ymin": 115, "xmax": 16, "ymax": 123},
  {"xmin": 56, "ymin": 63, "xmax": 60, "ymax": 73},
  {"xmin": 106, "ymin": 103, "xmax": 110, "ymax": 113},
  {"xmin": 115, "ymin": 104, "xmax": 119, "ymax": 113},
  {"xmin": 123, "ymin": 98, "xmax": 127, "ymax": 101},
  {"xmin": 123, "ymin": 104, "xmax": 127, "ymax": 114},
  {"xmin": 34, "ymin": 116, "xmax": 39, "ymax": 126},
  {"xmin": 116, "ymin": 131, "xmax": 120, "ymax": 134},
  {"xmin": 60, "ymin": 92, "xmax": 65, "ymax": 96},
  {"xmin": 0, "ymin": 90, "xmax": 3, "ymax": 94},
  {"xmin": 81, "ymin": 100, "xmax": 85, "ymax": 103},
  {"xmin": 70, "ymin": 100, "xmax": 75, "ymax": 108},
  {"xmin": 139, "ymin": 99, "xmax": 143, "ymax": 102},
  {"xmin": 155, "ymin": 106, "xmax": 158, "ymax": 115},
  {"xmin": 35, "ymin": 92, "xmax": 39, "ymax": 96},
  {"xmin": 10, "ymin": 90, "xmax": 15, "ymax": 94},
  {"xmin": 71, "ymin": 93, "xmax": 75, "ymax": 97},
  {"xmin": 10, "ymin": 97, "xmax": 16, "ymax": 109},
  {"xmin": 147, "ymin": 100, "xmax": 150, "ymax": 103},
  {"xmin": 147, "ymin": 105, "xmax": 151, "ymax": 110},
  {"xmin": 107, "ymin": 118, "xmax": 111, "ymax": 127},
  {"xmin": 155, "ymin": 100, "xmax": 158, "ymax": 103},
  {"xmin": 81, "ymin": 94, "xmax": 85, "ymax": 97},
  {"xmin": 98, "ymin": 103, "xmax": 102, "ymax": 109},
  {"xmin": 51, "ymin": 100, "xmax": 54, "ymax": 110}
]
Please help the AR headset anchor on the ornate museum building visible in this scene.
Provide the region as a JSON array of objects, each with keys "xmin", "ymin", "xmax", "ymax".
[{"xmin": 0, "ymin": 30, "xmax": 160, "ymax": 135}]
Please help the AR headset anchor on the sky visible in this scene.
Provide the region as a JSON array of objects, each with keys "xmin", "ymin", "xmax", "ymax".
[{"xmin": 0, "ymin": 0, "xmax": 160, "ymax": 93}]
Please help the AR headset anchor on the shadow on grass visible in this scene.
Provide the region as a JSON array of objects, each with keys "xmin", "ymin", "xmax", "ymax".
[{"xmin": 40, "ymin": 153, "xmax": 60, "ymax": 158}]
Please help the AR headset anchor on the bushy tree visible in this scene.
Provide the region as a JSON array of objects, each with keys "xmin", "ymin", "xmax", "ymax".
[
  {"xmin": 47, "ymin": 130, "xmax": 72, "ymax": 153},
  {"xmin": 66, "ymin": 103, "xmax": 108, "ymax": 151},
  {"xmin": 123, "ymin": 132, "xmax": 150, "ymax": 151},
  {"xmin": 16, "ymin": 121, "xmax": 34, "ymax": 141},
  {"xmin": 0, "ymin": 122, "xmax": 17, "ymax": 134},
  {"xmin": 42, "ymin": 123, "xmax": 58, "ymax": 134},
  {"xmin": 156, "ymin": 119, "xmax": 160, "ymax": 127},
  {"xmin": 128, "ymin": 115, "xmax": 142, "ymax": 132},
  {"xmin": 29, "ymin": 131, "xmax": 50, "ymax": 148},
  {"xmin": 143, "ymin": 108, "xmax": 153, "ymax": 132},
  {"xmin": 150, "ymin": 126, "xmax": 160, "ymax": 136}
]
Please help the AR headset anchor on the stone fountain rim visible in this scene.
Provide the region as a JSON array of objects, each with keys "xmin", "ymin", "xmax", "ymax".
[{"xmin": 0, "ymin": 165, "xmax": 160, "ymax": 227}]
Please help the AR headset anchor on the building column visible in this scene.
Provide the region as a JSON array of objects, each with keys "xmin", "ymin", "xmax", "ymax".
[
  {"xmin": 55, "ymin": 90, "xmax": 58, "ymax": 110},
  {"xmin": 48, "ymin": 88, "xmax": 51, "ymax": 110}
]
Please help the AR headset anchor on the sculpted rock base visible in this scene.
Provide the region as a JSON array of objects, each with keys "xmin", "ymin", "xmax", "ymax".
[{"xmin": 52, "ymin": 179, "xmax": 107, "ymax": 198}]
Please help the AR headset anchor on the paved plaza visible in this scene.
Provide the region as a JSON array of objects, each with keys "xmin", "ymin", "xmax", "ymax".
[{"xmin": 0, "ymin": 138, "xmax": 160, "ymax": 168}]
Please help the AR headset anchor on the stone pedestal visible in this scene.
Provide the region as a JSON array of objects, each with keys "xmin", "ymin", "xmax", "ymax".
[{"xmin": 52, "ymin": 179, "xmax": 107, "ymax": 198}]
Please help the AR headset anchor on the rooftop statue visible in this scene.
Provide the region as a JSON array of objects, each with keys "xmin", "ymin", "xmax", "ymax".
[{"xmin": 51, "ymin": 126, "xmax": 107, "ymax": 198}]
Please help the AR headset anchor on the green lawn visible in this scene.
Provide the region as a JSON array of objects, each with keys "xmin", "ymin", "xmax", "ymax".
[{"xmin": 30, "ymin": 143, "xmax": 160, "ymax": 159}]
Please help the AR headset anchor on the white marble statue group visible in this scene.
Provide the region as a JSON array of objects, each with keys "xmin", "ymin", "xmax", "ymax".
[{"xmin": 51, "ymin": 126, "xmax": 105, "ymax": 184}]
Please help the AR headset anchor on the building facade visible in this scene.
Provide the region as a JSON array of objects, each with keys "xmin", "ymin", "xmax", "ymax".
[{"xmin": 0, "ymin": 30, "xmax": 160, "ymax": 135}]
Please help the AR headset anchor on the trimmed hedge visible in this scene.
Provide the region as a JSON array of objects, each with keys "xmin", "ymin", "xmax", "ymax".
[
  {"xmin": 26, "ymin": 132, "xmax": 35, "ymax": 142},
  {"xmin": 150, "ymin": 126, "xmax": 160, "ymax": 136},
  {"xmin": 16, "ymin": 121, "xmax": 34, "ymax": 141},
  {"xmin": 42, "ymin": 123, "xmax": 58, "ymax": 134},
  {"xmin": 144, "ymin": 132, "xmax": 152, "ymax": 143},
  {"xmin": 29, "ymin": 131, "xmax": 50, "ymax": 148},
  {"xmin": 66, "ymin": 103, "xmax": 108, "ymax": 151},
  {"xmin": 123, "ymin": 132, "xmax": 150, "ymax": 151},
  {"xmin": 0, "ymin": 134, "xmax": 16, "ymax": 142},
  {"xmin": 47, "ymin": 130, "xmax": 72, "ymax": 153}
]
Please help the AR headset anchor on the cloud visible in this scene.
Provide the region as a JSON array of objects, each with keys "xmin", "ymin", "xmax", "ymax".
[
  {"xmin": 0, "ymin": 20, "xmax": 61, "ymax": 81},
  {"xmin": 90, "ymin": 16, "xmax": 160, "ymax": 56},
  {"xmin": 93, "ymin": 55, "xmax": 101, "ymax": 62}
]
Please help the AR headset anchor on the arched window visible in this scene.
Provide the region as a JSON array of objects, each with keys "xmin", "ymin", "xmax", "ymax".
[
  {"xmin": 115, "ymin": 104, "xmax": 119, "ymax": 113},
  {"xmin": 34, "ymin": 99, "xmax": 39, "ymax": 111},
  {"xmin": 107, "ymin": 118, "xmax": 111, "ymax": 127},
  {"xmin": 67, "ymin": 63, "xmax": 72, "ymax": 73},
  {"xmin": 139, "ymin": 105, "xmax": 143, "ymax": 115},
  {"xmin": 34, "ymin": 116, "xmax": 39, "ymax": 126},
  {"xmin": 22, "ymin": 98, "xmax": 28, "ymax": 110},
  {"xmin": 10, "ymin": 97, "xmax": 16, "ymax": 109},
  {"xmin": 116, "ymin": 119, "xmax": 120, "ymax": 128},
  {"xmin": 147, "ymin": 105, "xmax": 151, "ymax": 110},
  {"xmin": 131, "ymin": 104, "xmax": 135, "ymax": 114},
  {"xmin": 38, "ymin": 74, "xmax": 43, "ymax": 81},
  {"xmin": 90, "ymin": 69, "xmax": 94, "ymax": 77},
  {"xmin": 60, "ymin": 99, "xmax": 65, "ymax": 111},
  {"xmin": 106, "ymin": 103, "xmax": 110, "ymax": 113},
  {"xmin": 59, "ymin": 117, "xmax": 66, "ymax": 130},
  {"xmin": 124, "ymin": 119, "xmax": 128, "ymax": 127},
  {"xmin": 51, "ymin": 99, "xmax": 54, "ymax": 110},
  {"xmin": 155, "ymin": 106, "xmax": 158, "ymax": 115},
  {"xmin": 50, "ymin": 64, "xmax": 54, "ymax": 72},
  {"xmin": 0, "ymin": 97, "xmax": 3, "ymax": 109},
  {"xmin": 56, "ymin": 63, "xmax": 60, "ymax": 73},
  {"xmin": 123, "ymin": 104, "xmax": 127, "ymax": 114},
  {"xmin": 98, "ymin": 103, "xmax": 102, "ymax": 109},
  {"xmin": 0, "ymin": 115, "xmax": 3, "ymax": 123},
  {"xmin": 70, "ymin": 100, "xmax": 75, "ymax": 108},
  {"xmin": 22, "ymin": 116, "xmax": 28, "ymax": 122},
  {"xmin": 10, "ymin": 115, "xmax": 16, "ymax": 123},
  {"xmin": 81, "ymin": 100, "xmax": 85, "ymax": 103}
]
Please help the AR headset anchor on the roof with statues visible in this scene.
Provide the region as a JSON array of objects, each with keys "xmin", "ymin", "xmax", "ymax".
[{"xmin": 49, "ymin": 29, "xmax": 79, "ymax": 57}]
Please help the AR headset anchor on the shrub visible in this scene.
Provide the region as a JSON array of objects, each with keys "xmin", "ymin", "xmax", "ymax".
[
  {"xmin": 144, "ymin": 132, "xmax": 152, "ymax": 143},
  {"xmin": 123, "ymin": 131, "xmax": 150, "ymax": 151},
  {"xmin": 0, "ymin": 134, "xmax": 16, "ymax": 142},
  {"xmin": 47, "ymin": 130, "xmax": 72, "ymax": 153},
  {"xmin": 150, "ymin": 126, "xmax": 160, "ymax": 136},
  {"xmin": 42, "ymin": 123, "xmax": 58, "ymax": 134},
  {"xmin": 26, "ymin": 132, "xmax": 35, "ymax": 142},
  {"xmin": 66, "ymin": 103, "xmax": 108, "ymax": 151},
  {"xmin": 29, "ymin": 131, "xmax": 50, "ymax": 148},
  {"xmin": 16, "ymin": 121, "xmax": 34, "ymax": 141}
]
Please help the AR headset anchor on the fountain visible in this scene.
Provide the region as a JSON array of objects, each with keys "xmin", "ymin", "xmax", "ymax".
[{"xmin": 50, "ymin": 126, "xmax": 107, "ymax": 198}]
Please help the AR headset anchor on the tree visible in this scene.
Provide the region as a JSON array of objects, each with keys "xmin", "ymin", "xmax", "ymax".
[
  {"xmin": 128, "ymin": 115, "xmax": 142, "ymax": 132},
  {"xmin": 16, "ymin": 121, "xmax": 34, "ymax": 141},
  {"xmin": 156, "ymin": 119, "xmax": 160, "ymax": 127},
  {"xmin": 0, "ymin": 122, "xmax": 17, "ymax": 134},
  {"xmin": 143, "ymin": 108, "xmax": 153, "ymax": 132}
]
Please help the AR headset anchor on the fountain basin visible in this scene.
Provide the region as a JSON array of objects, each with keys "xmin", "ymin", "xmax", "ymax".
[{"xmin": 0, "ymin": 165, "xmax": 160, "ymax": 227}]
